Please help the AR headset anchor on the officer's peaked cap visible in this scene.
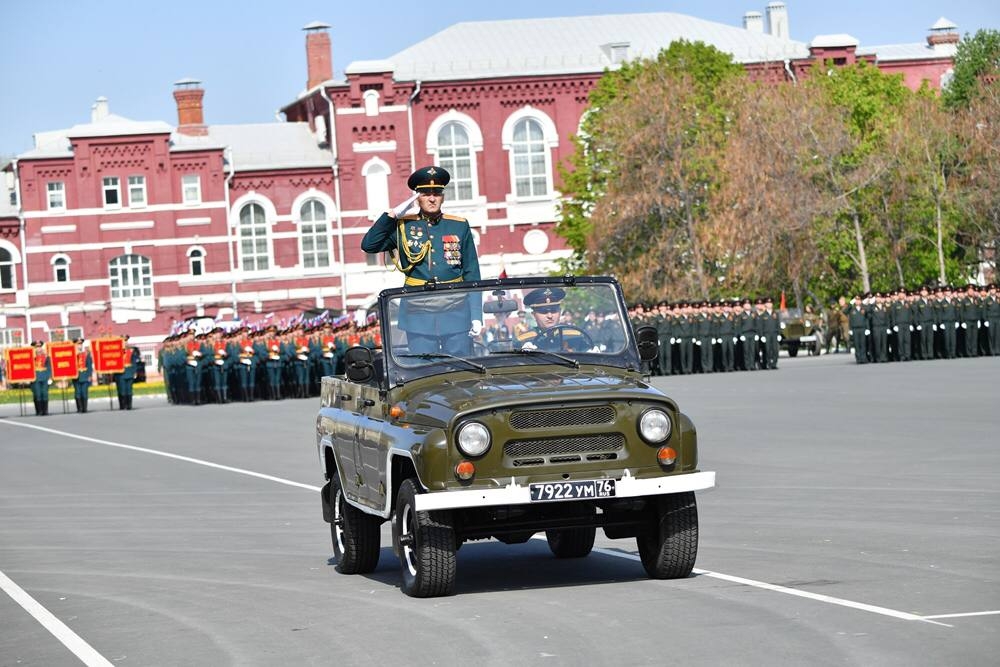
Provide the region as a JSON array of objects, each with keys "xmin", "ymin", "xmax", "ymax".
[
  {"xmin": 408, "ymin": 165, "xmax": 450, "ymax": 192},
  {"xmin": 524, "ymin": 287, "xmax": 565, "ymax": 309}
]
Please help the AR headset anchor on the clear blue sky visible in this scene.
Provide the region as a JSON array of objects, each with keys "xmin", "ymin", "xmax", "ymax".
[{"xmin": 1, "ymin": 0, "xmax": 996, "ymax": 158}]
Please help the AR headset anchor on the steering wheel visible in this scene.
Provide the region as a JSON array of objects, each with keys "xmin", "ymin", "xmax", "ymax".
[{"xmin": 534, "ymin": 325, "xmax": 594, "ymax": 352}]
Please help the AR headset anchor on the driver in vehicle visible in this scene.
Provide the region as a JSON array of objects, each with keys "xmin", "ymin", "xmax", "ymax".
[{"xmin": 516, "ymin": 287, "xmax": 591, "ymax": 352}]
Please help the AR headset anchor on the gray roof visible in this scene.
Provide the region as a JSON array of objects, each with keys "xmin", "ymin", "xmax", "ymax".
[
  {"xmin": 172, "ymin": 123, "xmax": 331, "ymax": 172},
  {"xmin": 17, "ymin": 113, "xmax": 173, "ymax": 160},
  {"xmin": 373, "ymin": 12, "xmax": 810, "ymax": 82},
  {"xmin": 859, "ymin": 42, "xmax": 956, "ymax": 62}
]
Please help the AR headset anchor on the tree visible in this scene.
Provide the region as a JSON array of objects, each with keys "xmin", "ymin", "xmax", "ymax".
[
  {"xmin": 942, "ymin": 29, "xmax": 1000, "ymax": 111},
  {"xmin": 557, "ymin": 41, "xmax": 744, "ymax": 302}
]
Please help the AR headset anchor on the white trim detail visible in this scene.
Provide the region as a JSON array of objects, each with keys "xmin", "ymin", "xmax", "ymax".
[
  {"xmin": 426, "ymin": 109, "xmax": 484, "ymax": 152},
  {"xmin": 352, "ymin": 140, "xmax": 398, "ymax": 153},
  {"xmin": 99, "ymin": 220, "xmax": 155, "ymax": 231},
  {"xmin": 40, "ymin": 225, "xmax": 77, "ymax": 234},
  {"xmin": 176, "ymin": 216, "xmax": 212, "ymax": 226}
]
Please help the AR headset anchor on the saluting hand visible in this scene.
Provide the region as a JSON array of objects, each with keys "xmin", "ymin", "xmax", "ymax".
[{"xmin": 389, "ymin": 193, "xmax": 419, "ymax": 218}]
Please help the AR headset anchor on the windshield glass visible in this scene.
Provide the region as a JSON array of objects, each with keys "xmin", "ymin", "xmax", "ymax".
[{"xmin": 379, "ymin": 279, "xmax": 638, "ymax": 383}]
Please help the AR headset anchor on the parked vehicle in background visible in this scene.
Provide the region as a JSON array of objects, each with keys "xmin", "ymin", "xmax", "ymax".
[{"xmin": 779, "ymin": 308, "xmax": 823, "ymax": 357}]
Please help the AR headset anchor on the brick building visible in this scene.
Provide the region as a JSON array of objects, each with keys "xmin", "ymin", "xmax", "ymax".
[{"xmin": 0, "ymin": 4, "xmax": 960, "ymax": 364}]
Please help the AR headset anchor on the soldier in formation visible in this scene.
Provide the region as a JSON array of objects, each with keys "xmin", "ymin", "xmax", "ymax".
[{"xmin": 843, "ymin": 284, "xmax": 999, "ymax": 363}]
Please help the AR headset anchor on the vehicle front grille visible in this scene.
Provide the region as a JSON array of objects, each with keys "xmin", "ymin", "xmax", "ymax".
[
  {"xmin": 505, "ymin": 433, "xmax": 624, "ymax": 467},
  {"xmin": 509, "ymin": 405, "xmax": 616, "ymax": 430}
]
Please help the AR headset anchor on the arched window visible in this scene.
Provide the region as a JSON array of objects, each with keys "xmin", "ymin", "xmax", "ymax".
[
  {"xmin": 363, "ymin": 89, "xmax": 380, "ymax": 117},
  {"xmin": 436, "ymin": 122, "xmax": 474, "ymax": 202},
  {"xmin": 299, "ymin": 199, "xmax": 331, "ymax": 269},
  {"xmin": 187, "ymin": 247, "xmax": 205, "ymax": 276},
  {"xmin": 238, "ymin": 203, "xmax": 270, "ymax": 271},
  {"xmin": 363, "ymin": 158, "xmax": 390, "ymax": 220},
  {"xmin": 109, "ymin": 254, "xmax": 152, "ymax": 300},
  {"xmin": 511, "ymin": 118, "xmax": 548, "ymax": 197},
  {"xmin": 52, "ymin": 255, "xmax": 70, "ymax": 283},
  {"xmin": 0, "ymin": 247, "xmax": 15, "ymax": 290}
]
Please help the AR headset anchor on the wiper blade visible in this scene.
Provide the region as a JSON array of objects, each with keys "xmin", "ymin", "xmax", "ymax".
[
  {"xmin": 397, "ymin": 353, "xmax": 487, "ymax": 374},
  {"xmin": 501, "ymin": 348, "xmax": 579, "ymax": 369}
]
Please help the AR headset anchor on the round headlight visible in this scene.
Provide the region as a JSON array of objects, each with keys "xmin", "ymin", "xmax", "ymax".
[
  {"xmin": 457, "ymin": 421, "xmax": 491, "ymax": 457},
  {"xmin": 639, "ymin": 409, "xmax": 672, "ymax": 444}
]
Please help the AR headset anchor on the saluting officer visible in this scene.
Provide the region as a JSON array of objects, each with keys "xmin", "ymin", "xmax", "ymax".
[{"xmin": 361, "ymin": 166, "xmax": 482, "ymax": 356}]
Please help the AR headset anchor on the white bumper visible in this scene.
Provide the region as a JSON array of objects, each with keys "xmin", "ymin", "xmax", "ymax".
[{"xmin": 414, "ymin": 470, "xmax": 716, "ymax": 512}]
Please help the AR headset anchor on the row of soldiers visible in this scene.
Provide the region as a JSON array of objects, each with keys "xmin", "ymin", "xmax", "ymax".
[
  {"xmin": 629, "ymin": 297, "xmax": 782, "ymax": 375},
  {"xmin": 838, "ymin": 284, "xmax": 1000, "ymax": 364},
  {"xmin": 158, "ymin": 321, "xmax": 378, "ymax": 405}
]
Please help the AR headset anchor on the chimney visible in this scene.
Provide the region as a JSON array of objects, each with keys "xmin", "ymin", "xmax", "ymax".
[
  {"xmin": 91, "ymin": 96, "xmax": 110, "ymax": 122},
  {"xmin": 743, "ymin": 11, "xmax": 763, "ymax": 34},
  {"xmin": 304, "ymin": 22, "xmax": 333, "ymax": 90},
  {"xmin": 173, "ymin": 78, "xmax": 207, "ymax": 136},
  {"xmin": 927, "ymin": 17, "xmax": 959, "ymax": 54},
  {"xmin": 766, "ymin": 2, "xmax": 790, "ymax": 40}
]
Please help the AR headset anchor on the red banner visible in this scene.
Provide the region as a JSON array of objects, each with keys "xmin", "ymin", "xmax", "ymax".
[
  {"xmin": 4, "ymin": 347, "xmax": 36, "ymax": 383},
  {"xmin": 49, "ymin": 341, "xmax": 79, "ymax": 380},
  {"xmin": 93, "ymin": 338, "xmax": 125, "ymax": 374}
]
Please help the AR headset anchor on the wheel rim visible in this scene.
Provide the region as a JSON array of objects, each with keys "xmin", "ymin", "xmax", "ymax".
[
  {"xmin": 333, "ymin": 488, "xmax": 346, "ymax": 554},
  {"xmin": 401, "ymin": 501, "xmax": 418, "ymax": 576}
]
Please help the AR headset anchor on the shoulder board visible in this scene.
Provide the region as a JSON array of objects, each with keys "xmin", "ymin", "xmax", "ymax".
[
  {"xmin": 442, "ymin": 214, "xmax": 468, "ymax": 223},
  {"xmin": 563, "ymin": 329, "xmax": 583, "ymax": 337},
  {"xmin": 515, "ymin": 330, "xmax": 538, "ymax": 342}
]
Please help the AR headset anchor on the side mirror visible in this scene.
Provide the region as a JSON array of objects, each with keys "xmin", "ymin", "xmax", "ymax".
[
  {"xmin": 635, "ymin": 325, "xmax": 659, "ymax": 362},
  {"xmin": 344, "ymin": 346, "xmax": 374, "ymax": 383}
]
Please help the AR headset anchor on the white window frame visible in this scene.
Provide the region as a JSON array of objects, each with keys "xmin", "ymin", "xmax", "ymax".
[
  {"xmin": 501, "ymin": 106, "xmax": 559, "ymax": 201},
  {"xmin": 426, "ymin": 110, "xmax": 483, "ymax": 204},
  {"xmin": 128, "ymin": 175, "xmax": 147, "ymax": 207},
  {"xmin": 0, "ymin": 327, "xmax": 26, "ymax": 347},
  {"xmin": 233, "ymin": 197, "xmax": 274, "ymax": 273},
  {"xmin": 182, "ymin": 174, "xmax": 202, "ymax": 204},
  {"xmin": 102, "ymin": 176, "xmax": 121, "ymax": 209},
  {"xmin": 51, "ymin": 254, "xmax": 71, "ymax": 283},
  {"xmin": 297, "ymin": 198, "xmax": 332, "ymax": 270},
  {"xmin": 187, "ymin": 246, "xmax": 206, "ymax": 276},
  {"xmin": 109, "ymin": 254, "xmax": 153, "ymax": 300},
  {"xmin": 47, "ymin": 181, "xmax": 66, "ymax": 211},
  {"xmin": 49, "ymin": 326, "xmax": 83, "ymax": 343},
  {"xmin": 0, "ymin": 242, "xmax": 18, "ymax": 292},
  {"xmin": 362, "ymin": 157, "xmax": 391, "ymax": 220}
]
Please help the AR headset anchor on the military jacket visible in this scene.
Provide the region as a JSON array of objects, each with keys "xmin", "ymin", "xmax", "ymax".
[
  {"xmin": 846, "ymin": 305, "xmax": 868, "ymax": 329},
  {"xmin": 361, "ymin": 212, "xmax": 481, "ymax": 286}
]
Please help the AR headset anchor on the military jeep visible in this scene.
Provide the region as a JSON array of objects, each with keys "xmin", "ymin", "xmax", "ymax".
[
  {"xmin": 779, "ymin": 308, "xmax": 822, "ymax": 357},
  {"xmin": 316, "ymin": 277, "xmax": 715, "ymax": 597}
]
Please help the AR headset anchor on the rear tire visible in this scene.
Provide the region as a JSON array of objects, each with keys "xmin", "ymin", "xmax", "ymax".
[
  {"xmin": 395, "ymin": 478, "xmax": 457, "ymax": 597},
  {"xmin": 330, "ymin": 472, "xmax": 382, "ymax": 574},
  {"xmin": 787, "ymin": 343, "xmax": 799, "ymax": 358},
  {"xmin": 637, "ymin": 492, "xmax": 698, "ymax": 579}
]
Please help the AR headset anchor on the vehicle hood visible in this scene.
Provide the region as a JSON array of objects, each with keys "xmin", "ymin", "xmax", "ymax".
[{"xmin": 395, "ymin": 368, "xmax": 672, "ymax": 427}]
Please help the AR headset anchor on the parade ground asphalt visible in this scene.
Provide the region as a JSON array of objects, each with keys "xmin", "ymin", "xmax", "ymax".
[{"xmin": 1, "ymin": 353, "xmax": 998, "ymax": 666}]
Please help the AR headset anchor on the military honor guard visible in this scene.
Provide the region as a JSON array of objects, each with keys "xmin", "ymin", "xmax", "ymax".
[
  {"xmin": 30, "ymin": 341, "xmax": 52, "ymax": 416},
  {"xmin": 73, "ymin": 338, "xmax": 93, "ymax": 413}
]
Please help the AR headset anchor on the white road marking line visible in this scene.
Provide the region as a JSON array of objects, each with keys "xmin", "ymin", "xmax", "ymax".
[
  {"xmin": 0, "ymin": 569, "xmax": 115, "ymax": 667},
  {"xmin": 921, "ymin": 610, "xmax": 1000, "ymax": 620},
  {"xmin": 1, "ymin": 421, "xmax": 961, "ymax": 629},
  {"xmin": 3, "ymin": 421, "xmax": 322, "ymax": 493}
]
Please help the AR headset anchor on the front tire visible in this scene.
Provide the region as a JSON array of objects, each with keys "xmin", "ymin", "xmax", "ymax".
[
  {"xmin": 395, "ymin": 478, "xmax": 457, "ymax": 597},
  {"xmin": 330, "ymin": 472, "xmax": 381, "ymax": 574},
  {"xmin": 637, "ymin": 492, "xmax": 698, "ymax": 579}
]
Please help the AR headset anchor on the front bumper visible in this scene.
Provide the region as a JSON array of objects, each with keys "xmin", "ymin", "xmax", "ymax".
[{"xmin": 413, "ymin": 470, "xmax": 716, "ymax": 511}]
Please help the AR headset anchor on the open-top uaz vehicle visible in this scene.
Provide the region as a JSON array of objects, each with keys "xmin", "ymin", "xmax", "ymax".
[{"xmin": 316, "ymin": 276, "xmax": 715, "ymax": 597}]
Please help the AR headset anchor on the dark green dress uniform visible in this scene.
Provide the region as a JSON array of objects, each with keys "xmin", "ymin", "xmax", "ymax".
[
  {"xmin": 914, "ymin": 294, "xmax": 935, "ymax": 360},
  {"xmin": 890, "ymin": 299, "xmax": 913, "ymax": 361},
  {"xmin": 759, "ymin": 307, "xmax": 780, "ymax": 369},
  {"xmin": 985, "ymin": 291, "xmax": 1000, "ymax": 355},
  {"xmin": 958, "ymin": 291, "xmax": 981, "ymax": 357},
  {"xmin": 717, "ymin": 310, "xmax": 736, "ymax": 372},
  {"xmin": 846, "ymin": 302, "xmax": 869, "ymax": 364},
  {"xmin": 361, "ymin": 166, "xmax": 481, "ymax": 356},
  {"xmin": 655, "ymin": 309, "xmax": 672, "ymax": 375},
  {"xmin": 694, "ymin": 310, "xmax": 713, "ymax": 373},
  {"xmin": 675, "ymin": 313, "xmax": 694, "ymax": 374},
  {"xmin": 737, "ymin": 305, "xmax": 757, "ymax": 371},
  {"xmin": 115, "ymin": 345, "xmax": 140, "ymax": 410},
  {"xmin": 936, "ymin": 297, "xmax": 958, "ymax": 359},
  {"xmin": 73, "ymin": 344, "xmax": 93, "ymax": 413},
  {"xmin": 31, "ymin": 343, "xmax": 52, "ymax": 416},
  {"xmin": 869, "ymin": 302, "xmax": 889, "ymax": 363}
]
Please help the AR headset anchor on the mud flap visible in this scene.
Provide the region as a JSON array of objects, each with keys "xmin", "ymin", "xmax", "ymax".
[{"xmin": 320, "ymin": 481, "xmax": 333, "ymax": 523}]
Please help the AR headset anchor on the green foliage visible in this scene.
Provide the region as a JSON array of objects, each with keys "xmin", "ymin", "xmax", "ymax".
[{"xmin": 943, "ymin": 29, "xmax": 1000, "ymax": 110}]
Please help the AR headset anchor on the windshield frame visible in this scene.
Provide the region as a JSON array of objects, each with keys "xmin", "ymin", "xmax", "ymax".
[{"xmin": 376, "ymin": 276, "xmax": 641, "ymax": 387}]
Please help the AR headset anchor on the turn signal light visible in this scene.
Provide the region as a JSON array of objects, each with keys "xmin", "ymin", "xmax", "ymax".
[
  {"xmin": 455, "ymin": 460, "xmax": 476, "ymax": 480},
  {"xmin": 389, "ymin": 405, "xmax": 405, "ymax": 420},
  {"xmin": 657, "ymin": 446, "xmax": 677, "ymax": 466}
]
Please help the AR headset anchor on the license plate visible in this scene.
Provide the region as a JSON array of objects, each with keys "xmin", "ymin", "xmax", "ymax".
[{"xmin": 529, "ymin": 479, "xmax": 615, "ymax": 502}]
